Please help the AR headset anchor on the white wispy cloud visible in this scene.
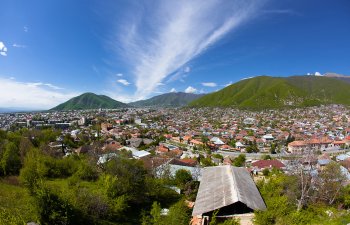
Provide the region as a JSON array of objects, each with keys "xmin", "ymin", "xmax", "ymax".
[
  {"xmin": 116, "ymin": 73, "xmax": 123, "ymax": 77},
  {"xmin": 241, "ymin": 76, "xmax": 255, "ymax": 80},
  {"xmin": 117, "ymin": 79, "xmax": 131, "ymax": 86},
  {"xmin": 166, "ymin": 66, "xmax": 191, "ymax": 83},
  {"xmin": 185, "ymin": 86, "xmax": 197, "ymax": 93},
  {"xmin": 13, "ymin": 43, "xmax": 27, "ymax": 48},
  {"xmin": 263, "ymin": 9, "xmax": 299, "ymax": 16},
  {"xmin": 170, "ymin": 88, "xmax": 177, "ymax": 93},
  {"xmin": 0, "ymin": 77, "xmax": 78, "ymax": 109},
  {"xmin": 201, "ymin": 82, "xmax": 217, "ymax": 87},
  {"xmin": 224, "ymin": 81, "xmax": 233, "ymax": 87},
  {"xmin": 24, "ymin": 26, "xmax": 29, "ymax": 32},
  {"xmin": 0, "ymin": 41, "xmax": 8, "ymax": 56},
  {"xmin": 115, "ymin": 0, "xmax": 264, "ymax": 99},
  {"xmin": 26, "ymin": 82, "xmax": 64, "ymax": 90}
]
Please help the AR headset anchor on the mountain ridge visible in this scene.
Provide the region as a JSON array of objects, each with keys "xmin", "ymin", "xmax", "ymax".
[
  {"xmin": 189, "ymin": 75, "xmax": 350, "ymax": 109},
  {"xmin": 130, "ymin": 92, "xmax": 205, "ymax": 107},
  {"xmin": 51, "ymin": 93, "xmax": 128, "ymax": 111}
]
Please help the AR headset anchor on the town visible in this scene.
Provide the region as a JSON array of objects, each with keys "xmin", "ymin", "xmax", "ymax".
[{"xmin": 1, "ymin": 105, "xmax": 350, "ymax": 224}]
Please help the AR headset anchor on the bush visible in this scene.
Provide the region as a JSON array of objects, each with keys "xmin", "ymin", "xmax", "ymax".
[
  {"xmin": 0, "ymin": 142, "xmax": 21, "ymax": 176},
  {"xmin": 262, "ymin": 168, "xmax": 270, "ymax": 176},
  {"xmin": 175, "ymin": 169, "xmax": 192, "ymax": 189},
  {"xmin": 0, "ymin": 208, "xmax": 27, "ymax": 225},
  {"xmin": 34, "ymin": 185, "xmax": 75, "ymax": 225},
  {"xmin": 233, "ymin": 154, "xmax": 246, "ymax": 167},
  {"xmin": 74, "ymin": 159, "xmax": 98, "ymax": 181},
  {"xmin": 19, "ymin": 149, "xmax": 46, "ymax": 193}
]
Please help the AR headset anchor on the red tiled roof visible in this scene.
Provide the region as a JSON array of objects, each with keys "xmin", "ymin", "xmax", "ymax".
[
  {"xmin": 288, "ymin": 140, "xmax": 307, "ymax": 147},
  {"xmin": 252, "ymin": 160, "xmax": 285, "ymax": 169},
  {"xmin": 171, "ymin": 158, "xmax": 197, "ymax": 167}
]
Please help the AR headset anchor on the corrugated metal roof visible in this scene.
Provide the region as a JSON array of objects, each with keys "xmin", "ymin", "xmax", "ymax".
[{"xmin": 192, "ymin": 165, "xmax": 266, "ymax": 216}]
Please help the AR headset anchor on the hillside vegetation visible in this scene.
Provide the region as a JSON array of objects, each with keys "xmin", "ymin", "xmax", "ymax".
[
  {"xmin": 51, "ymin": 93, "xmax": 128, "ymax": 111},
  {"xmin": 189, "ymin": 76, "xmax": 350, "ymax": 109},
  {"xmin": 130, "ymin": 92, "xmax": 205, "ymax": 107}
]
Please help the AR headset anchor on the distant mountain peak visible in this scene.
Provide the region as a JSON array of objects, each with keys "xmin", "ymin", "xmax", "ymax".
[
  {"xmin": 130, "ymin": 92, "xmax": 205, "ymax": 107},
  {"xmin": 51, "ymin": 92, "xmax": 127, "ymax": 111}
]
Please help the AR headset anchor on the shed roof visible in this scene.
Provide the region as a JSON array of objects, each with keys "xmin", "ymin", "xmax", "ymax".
[{"xmin": 192, "ymin": 165, "xmax": 266, "ymax": 216}]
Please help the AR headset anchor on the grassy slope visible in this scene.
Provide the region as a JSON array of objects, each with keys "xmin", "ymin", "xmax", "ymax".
[
  {"xmin": 130, "ymin": 92, "xmax": 205, "ymax": 107},
  {"xmin": 51, "ymin": 93, "xmax": 128, "ymax": 110},
  {"xmin": 189, "ymin": 76, "xmax": 350, "ymax": 109},
  {"xmin": 0, "ymin": 179, "xmax": 38, "ymax": 223}
]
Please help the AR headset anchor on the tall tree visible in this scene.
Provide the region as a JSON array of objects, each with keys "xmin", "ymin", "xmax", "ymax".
[{"xmin": 0, "ymin": 142, "xmax": 21, "ymax": 175}]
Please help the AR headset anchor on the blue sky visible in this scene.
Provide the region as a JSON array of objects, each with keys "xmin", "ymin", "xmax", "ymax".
[{"xmin": 1, "ymin": 0, "xmax": 350, "ymax": 109}]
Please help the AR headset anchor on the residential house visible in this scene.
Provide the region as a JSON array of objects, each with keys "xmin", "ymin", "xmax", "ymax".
[{"xmin": 191, "ymin": 166, "xmax": 266, "ymax": 225}]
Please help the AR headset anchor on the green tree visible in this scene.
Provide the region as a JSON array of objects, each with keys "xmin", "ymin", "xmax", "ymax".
[
  {"xmin": 229, "ymin": 140, "xmax": 236, "ymax": 148},
  {"xmin": 1, "ymin": 142, "xmax": 21, "ymax": 175},
  {"xmin": 233, "ymin": 154, "xmax": 246, "ymax": 167},
  {"xmin": 286, "ymin": 134, "xmax": 295, "ymax": 145},
  {"xmin": 175, "ymin": 169, "xmax": 192, "ymax": 189},
  {"xmin": 270, "ymin": 143, "xmax": 277, "ymax": 154},
  {"xmin": 261, "ymin": 154, "xmax": 272, "ymax": 160},
  {"xmin": 200, "ymin": 157, "xmax": 215, "ymax": 167},
  {"xmin": 19, "ymin": 148, "xmax": 46, "ymax": 193},
  {"xmin": 254, "ymin": 174, "xmax": 294, "ymax": 225},
  {"xmin": 163, "ymin": 200, "xmax": 191, "ymax": 225},
  {"xmin": 150, "ymin": 201, "xmax": 162, "ymax": 225},
  {"xmin": 18, "ymin": 137, "xmax": 34, "ymax": 164},
  {"xmin": 104, "ymin": 157, "xmax": 147, "ymax": 203},
  {"xmin": 74, "ymin": 158, "xmax": 98, "ymax": 181},
  {"xmin": 262, "ymin": 168, "xmax": 270, "ymax": 176},
  {"xmin": 34, "ymin": 185, "xmax": 75, "ymax": 225}
]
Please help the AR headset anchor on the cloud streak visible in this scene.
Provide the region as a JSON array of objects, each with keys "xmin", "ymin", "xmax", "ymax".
[
  {"xmin": 0, "ymin": 41, "xmax": 8, "ymax": 56},
  {"xmin": 202, "ymin": 82, "xmax": 217, "ymax": 87},
  {"xmin": 13, "ymin": 43, "xmax": 27, "ymax": 48},
  {"xmin": 185, "ymin": 86, "xmax": 197, "ymax": 93},
  {"xmin": 26, "ymin": 82, "xmax": 64, "ymax": 90},
  {"xmin": 117, "ymin": 79, "xmax": 131, "ymax": 86},
  {"xmin": 0, "ymin": 77, "xmax": 78, "ymax": 109},
  {"xmin": 115, "ymin": 0, "xmax": 264, "ymax": 99}
]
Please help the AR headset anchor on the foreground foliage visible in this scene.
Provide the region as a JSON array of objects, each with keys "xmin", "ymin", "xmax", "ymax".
[
  {"xmin": 254, "ymin": 171, "xmax": 350, "ymax": 225},
  {"xmin": 0, "ymin": 128, "xmax": 191, "ymax": 224}
]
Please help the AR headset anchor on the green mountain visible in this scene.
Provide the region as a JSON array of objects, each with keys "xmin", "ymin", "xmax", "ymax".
[
  {"xmin": 189, "ymin": 76, "xmax": 350, "ymax": 109},
  {"xmin": 130, "ymin": 92, "xmax": 205, "ymax": 107},
  {"xmin": 51, "ymin": 93, "xmax": 128, "ymax": 111}
]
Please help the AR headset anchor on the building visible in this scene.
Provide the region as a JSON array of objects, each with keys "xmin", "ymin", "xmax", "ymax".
[
  {"xmin": 192, "ymin": 165, "xmax": 266, "ymax": 225},
  {"xmin": 251, "ymin": 160, "xmax": 285, "ymax": 171},
  {"xmin": 288, "ymin": 138, "xmax": 340, "ymax": 154}
]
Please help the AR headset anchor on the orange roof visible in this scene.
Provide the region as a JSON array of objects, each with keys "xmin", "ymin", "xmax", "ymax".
[
  {"xmin": 157, "ymin": 146, "xmax": 169, "ymax": 153},
  {"xmin": 183, "ymin": 135, "xmax": 192, "ymax": 141},
  {"xmin": 179, "ymin": 158, "xmax": 197, "ymax": 164},
  {"xmin": 288, "ymin": 140, "xmax": 307, "ymax": 147},
  {"xmin": 333, "ymin": 140, "xmax": 346, "ymax": 145},
  {"xmin": 190, "ymin": 140, "xmax": 203, "ymax": 145},
  {"xmin": 220, "ymin": 144, "xmax": 232, "ymax": 149}
]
